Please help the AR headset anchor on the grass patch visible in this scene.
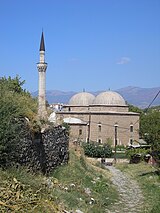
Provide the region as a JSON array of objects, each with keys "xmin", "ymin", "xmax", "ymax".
[
  {"xmin": 51, "ymin": 150, "xmax": 118, "ymax": 213},
  {"xmin": 116, "ymin": 162, "xmax": 160, "ymax": 213},
  {"xmin": 0, "ymin": 150, "xmax": 118, "ymax": 212}
]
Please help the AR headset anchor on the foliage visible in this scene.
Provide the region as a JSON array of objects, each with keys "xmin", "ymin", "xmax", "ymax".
[
  {"xmin": 113, "ymin": 145, "xmax": 126, "ymax": 151},
  {"xmin": 62, "ymin": 122, "xmax": 70, "ymax": 135},
  {"xmin": 140, "ymin": 108, "xmax": 160, "ymax": 152},
  {"xmin": 0, "ymin": 75, "xmax": 26, "ymax": 94},
  {"xmin": 128, "ymin": 104, "xmax": 143, "ymax": 113},
  {"xmin": 129, "ymin": 104, "xmax": 160, "ymax": 162},
  {"xmin": 0, "ymin": 167, "xmax": 62, "ymax": 212},
  {"xmin": 126, "ymin": 148, "xmax": 150, "ymax": 161},
  {"xmin": 0, "ymin": 76, "xmax": 38, "ymax": 168},
  {"xmin": 82, "ymin": 142, "xmax": 112, "ymax": 158}
]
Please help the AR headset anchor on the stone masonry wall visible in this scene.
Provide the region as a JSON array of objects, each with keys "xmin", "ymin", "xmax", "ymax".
[{"xmin": 18, "ymin": 124, "xmax": 69, "ymax": 174}]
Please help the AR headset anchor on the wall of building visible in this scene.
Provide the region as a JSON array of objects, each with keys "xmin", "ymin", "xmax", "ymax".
[
  {"xmin": 90, "ymin": 113, "xmax": 139, "ymax": 146},
  {"xmin": 62, "ymin": 105, "xmax": 129, "ymax": 112},
  {"xmin": 56, "ymin": 111, "xmax": 139, "ymax": 146},
  {"xmin": 89, "ymin": 105, "xmax": 129, "ymax": 112}
]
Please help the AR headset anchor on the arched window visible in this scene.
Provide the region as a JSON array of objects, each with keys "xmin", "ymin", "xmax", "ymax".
[
  {"xmin": 98, "ymin": 122, "xmax": 102, "ymax": 132},
  {"xmin": 130, "ymin": 125, "xmax": 133, "ymax": 132},
  {"xmin": 97, "ymin": 138, "xmax": 102, "ymax": 144}
]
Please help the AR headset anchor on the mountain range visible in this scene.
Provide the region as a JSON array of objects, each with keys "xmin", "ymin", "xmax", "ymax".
[{"xmin": 32, "ymin": 86, "xmax": 160, "ymax": 109}]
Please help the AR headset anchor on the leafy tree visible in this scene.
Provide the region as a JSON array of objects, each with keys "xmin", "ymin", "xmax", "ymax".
[
  {"xmin": 140, "ymin": 108, "xmax": 160, "ymax": 151},
  {"xmin": 0, "ymin": 75, "xmax": 25, "ymax": 94},
  {"xmin": 0, "ymin": 76, "xmax": 38, "ymax": 167},
  {"xmin": 128, "ymin": 104, "xmax": 143, "ymax": 113},
  {"xmin": 83, "ymin": 142, "xmax": 112, "ymax": 158}
]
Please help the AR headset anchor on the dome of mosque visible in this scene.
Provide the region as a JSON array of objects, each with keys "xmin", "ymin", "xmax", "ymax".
[
  {"xmin": 93, "ymin": 91, "xmax": 126, "ymax": 105},
  {"xmin": 69, "ymin": 92, "xmax": 95, "ymax": 105}
]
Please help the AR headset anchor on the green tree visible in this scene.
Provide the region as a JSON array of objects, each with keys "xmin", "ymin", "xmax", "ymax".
[
  {"xmin": 0, "ymin": 76, "xmax": 38, "ymax": 167},
  {"xmin": 140, "ymin": 108, "xmax": 160, "ymax": 150},
  {"xmin": 128, "ymin": 104, "xmax": 143, "ymax": 113}
]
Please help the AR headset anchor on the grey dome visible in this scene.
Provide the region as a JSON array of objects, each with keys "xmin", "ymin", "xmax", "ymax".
[
  {"xmin": 94, "ymin": 91, "xmax": 126, "ymax": 105},
  {"xmin": 69, "ymin": 92, "xmax": 95, "ymax": 105}
]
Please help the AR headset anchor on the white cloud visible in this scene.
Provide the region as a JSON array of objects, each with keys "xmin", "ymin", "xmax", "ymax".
[{"xmin": 117, "ymin": 57, "xmax": 131, "ymax": 65}]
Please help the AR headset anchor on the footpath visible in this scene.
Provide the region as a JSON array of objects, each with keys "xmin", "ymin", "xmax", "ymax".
[{"xmin": 105, "ymin": 166, "xmax": 144, "ymax": 213}]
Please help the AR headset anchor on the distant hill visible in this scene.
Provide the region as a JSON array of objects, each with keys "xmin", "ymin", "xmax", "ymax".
[
  {"xmin": 32, "ymin": 86, "xmax": 160, "ymax": 109},
  {"xmin": 117, "ymin": 86, "xmax": 160, "ymax": 108}
]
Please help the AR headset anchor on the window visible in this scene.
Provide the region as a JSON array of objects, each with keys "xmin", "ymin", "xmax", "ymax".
[
  {"xmin": 98, "ymin": 122, "xmax": 102, "ymax": 132},
  {"xmin": 130, "ymin": 125, "xmax": 133, "ymax": 132},
  {"xmin": 130, "ymin": 138, "xmax": 133, "ymax": 145},
  {"xmin": 68, "ymin": 107, "xmax": 71, "ymax": 111},
  {"xmin": 79, "ymin": 129, "xmax": 82, "ymax": 135},
  {"xmin": 97, "ymin": 138, "xmax": 102, "ymax": 144}
]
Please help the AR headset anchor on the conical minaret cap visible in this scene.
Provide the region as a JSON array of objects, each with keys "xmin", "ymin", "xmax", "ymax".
[{"xmin": 39, "ymin": 32, "xmax": 45, "ymax": 51}]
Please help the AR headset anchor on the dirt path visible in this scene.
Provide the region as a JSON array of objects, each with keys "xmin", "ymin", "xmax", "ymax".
[{"xmin": 105, "ymin": 166, "xmax": 144, "ymax": 213}]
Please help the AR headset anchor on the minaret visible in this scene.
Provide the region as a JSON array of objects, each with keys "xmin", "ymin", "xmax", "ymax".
[{"xmin": 37, "ymin": 32, "xmax": 48, "ymax": 119}]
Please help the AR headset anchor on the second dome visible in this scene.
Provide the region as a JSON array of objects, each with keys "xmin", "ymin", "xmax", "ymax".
[{"xmin": 93, "ymin": 91, "xmax": 126, "ymax": 105}]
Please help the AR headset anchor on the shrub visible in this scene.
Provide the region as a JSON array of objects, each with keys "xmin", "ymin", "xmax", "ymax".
[
  {"xmin": 82, "ymin": 142, "xmax": 112, "ymax": 158},
  {"xmin": 126, "ymin": 148, "xmax": 150, "ymax": 163},
  {"xmin": 0, "ymin": 76, "xmax": 38, "ymax": 168},
  {"xmin": 113, "ymin": 145, "xmax": 126, "ymax": 151}
]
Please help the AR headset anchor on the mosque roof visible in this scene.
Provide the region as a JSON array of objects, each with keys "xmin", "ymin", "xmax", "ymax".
[
  {"xmin": 93, "ymin": 91, "xmax": 126, "ymax": 106},
  {"xmin": 63, "ymin": 117, "xmax": 87, "ymax": 124},
  {"xmin": 69, "ymin": 92, "xmax": 95, "ymax": 106}
]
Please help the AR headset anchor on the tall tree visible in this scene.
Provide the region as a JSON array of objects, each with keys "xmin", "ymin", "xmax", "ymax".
[
  {"xmin": 140, "ymin": 108, "xmax": 160, "ymax": 150},
  {"xmin": 0, "ymin": 76, "xmax": 37, "ymax": 167}
]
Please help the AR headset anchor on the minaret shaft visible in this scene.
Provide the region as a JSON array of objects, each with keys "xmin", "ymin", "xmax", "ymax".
[{"xmin": 37, "ymin": 33, "xmax": 47, "ymax": 119}]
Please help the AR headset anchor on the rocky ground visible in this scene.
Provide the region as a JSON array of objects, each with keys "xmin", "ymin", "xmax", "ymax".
[{"xmin": 105, "ymin": 165, "xmax": 144, "ymax": 213}]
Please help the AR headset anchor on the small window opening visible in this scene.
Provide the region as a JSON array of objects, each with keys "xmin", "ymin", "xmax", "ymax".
[
  {"xmin": 130, "ymin": 138, "xmax": 133, "ymax": 145},
  {"xmin": 130, "ymin": 125, "xmax": 133, "ymax": 132},
  {"xmin": 79, "ymin": 129, "xmax": 82, "ymax": 135},
  {"xmin": 98, "ymin": 138, "xmax": 102, "ymax": 144},
  {"xmin": 98, "ymin": 122, "xmax": 102, "ymax": 132}
]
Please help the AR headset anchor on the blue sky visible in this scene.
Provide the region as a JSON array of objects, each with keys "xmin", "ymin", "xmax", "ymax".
[{"xmin": 0, "ymin": 0, "xmax": 160, "ymax": 92}]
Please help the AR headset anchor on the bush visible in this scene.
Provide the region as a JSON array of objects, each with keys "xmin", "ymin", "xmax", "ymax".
[
  {"xmin": 126, "ymin": 148, "xmax": 150, "ymax": 163},
  {"xmin": 0, "ymin": 76, "xmax": 38, "ymax": 168},
  {"xmin": 82, "ymin": 142, "xmax": 112, "ymax": 158},
  {"xmin": 113, "ymin": 145, "xmax": 126, "ymax": 151}
]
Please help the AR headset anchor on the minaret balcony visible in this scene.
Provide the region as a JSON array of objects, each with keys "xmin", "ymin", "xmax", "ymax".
[{"xmin": 37, "ymin": 62, "xmax": 48, "ymax": 72}]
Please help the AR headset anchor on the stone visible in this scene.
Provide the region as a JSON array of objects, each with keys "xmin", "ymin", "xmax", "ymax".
[{"xmin": 15, "ymin": 120, "xmax": 69, "ymax": 174}]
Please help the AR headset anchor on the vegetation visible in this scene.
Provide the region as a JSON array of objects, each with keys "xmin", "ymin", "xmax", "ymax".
[
  {"xmin": 140, "ymin": 108, "xmax": 160, "ymax": 151},
  {"xmin": 0, "ymin": 150, "xmax": 118, "ymax": 213},
  {"xmin": 126, "ymin": 147, "xmax": 150, "ymax": 163},
  {"xmin": 128, "ymin": 104, "xmax": 143, "ymax": 113},
  {"xmin": 83, "ymin": 142, "xmax": 112, "ymax": 158},
  {"xmin": 51, "ymin": 150, "xmax": 118, "ymax": 212},
  {"xmin": 0, "ymin": 76, "xmax": 38, "ymax": 168},
  {"xmin": 0, "ymin": 167, "xmax": 62, "ymax": 212},
  {"xmin": 116, "ymin": 162, "xmax": 160, "ymax": 213},
  {"xmin": 129, "ymin": 104, "xmax": 160, "ymax": 164}
]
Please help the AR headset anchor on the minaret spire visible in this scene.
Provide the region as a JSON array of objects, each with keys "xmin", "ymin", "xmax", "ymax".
[
  {"xmin": 39, "ymin": 31, "xmax": 45, "ymax": 51},
  {"xmin": 37, "ymin": 31, "xmax": 48, "ymax": 119}
]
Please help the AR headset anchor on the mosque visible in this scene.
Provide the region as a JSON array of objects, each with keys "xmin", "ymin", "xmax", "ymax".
[
  {"xmin": 37, "ymin": 32, "xmax": 140, "ymax": 146},
  {"xmin": 55, "ymin": 91, "xmax": 140, "ymax": 146}
]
